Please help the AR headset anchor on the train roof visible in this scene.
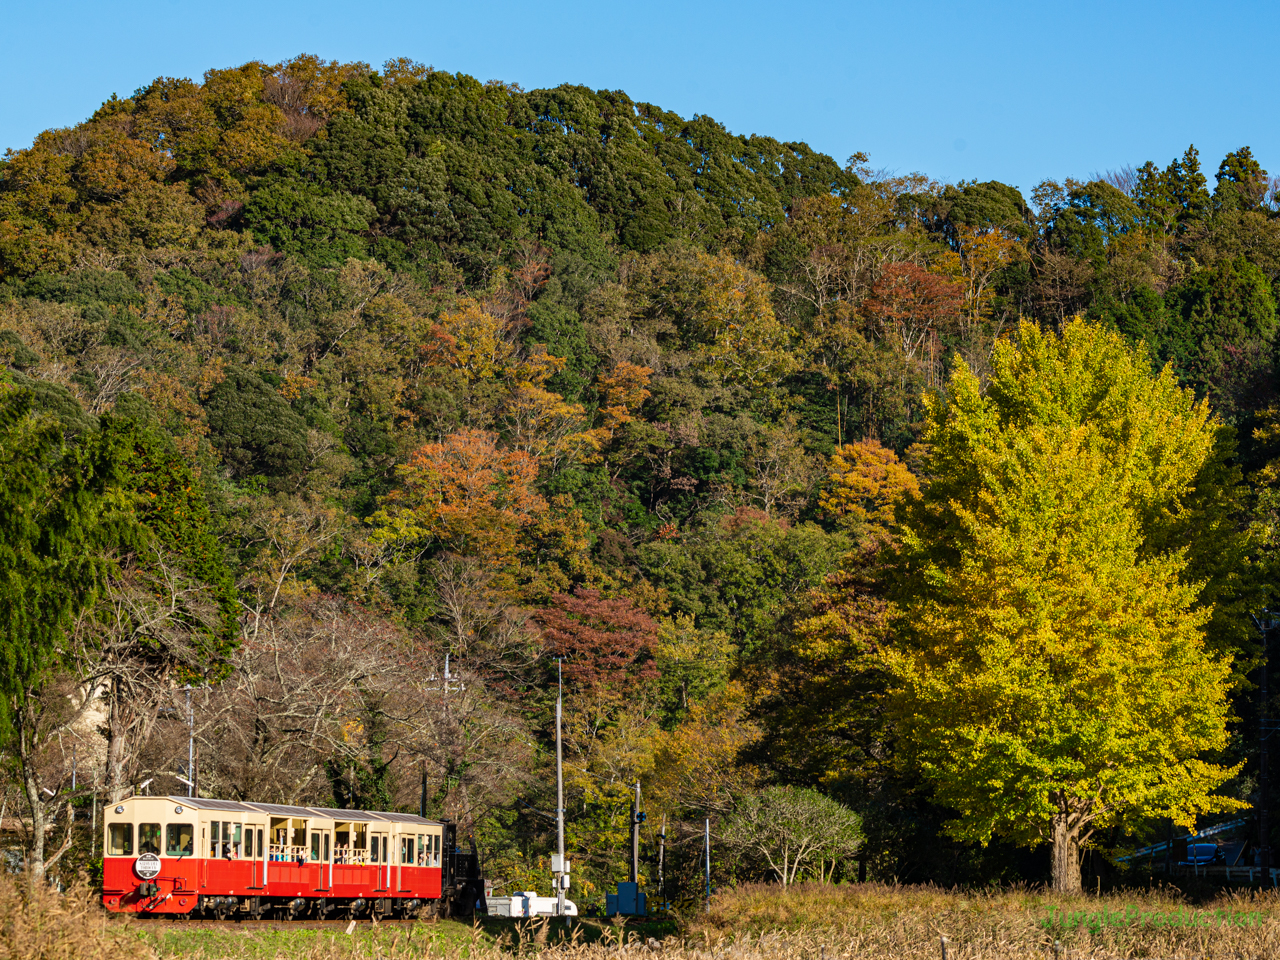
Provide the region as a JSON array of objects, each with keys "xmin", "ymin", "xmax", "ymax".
[
  {"xmin": 154, "ymin": 797, "xmax": 442, "ymax": 824},
  {"xmin": 359, "ymin": 811, "xmax": 441, "ymax": 825},
  {"xmin": 244, "ymin": 802, "xmax": 316, "ymax": 818},
  {"xmin": 304, "ymin": 806, "xmax": 387, "ymax": 822},
  {"xmin": 163, "ymin": 797, "xmax": 251, "ymax": 812}
]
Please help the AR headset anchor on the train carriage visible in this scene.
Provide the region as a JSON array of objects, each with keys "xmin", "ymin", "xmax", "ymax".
[{"xmin": 102, "ymin": 796, "xmax": 481, "ymax": 920}]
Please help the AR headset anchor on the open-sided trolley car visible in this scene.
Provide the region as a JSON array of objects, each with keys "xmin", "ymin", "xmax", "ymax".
[{"xmin": 101, "ymin": 796, "xmax": 485, "ymax": 920}]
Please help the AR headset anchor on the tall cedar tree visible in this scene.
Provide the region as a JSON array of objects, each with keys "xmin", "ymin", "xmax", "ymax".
[{"xmin": 0, "ymin": 390, "xmax": 133, "ymax": 882}]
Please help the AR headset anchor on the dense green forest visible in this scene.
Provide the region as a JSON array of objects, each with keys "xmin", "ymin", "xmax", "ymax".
[{"xmin": 2, "ymin": 54, "xmax": 1279, "ymax": 899}]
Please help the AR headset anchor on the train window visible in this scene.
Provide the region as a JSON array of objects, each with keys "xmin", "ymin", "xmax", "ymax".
[
  {"xmin": 370, "ymin": 836, "xmax": 379, "ymax": 863},
  {"xmin": 257, "ymin": 829, "xmax": 264, "ymax": 859},
  {"xmin": 310, "ymin": 832, "xmax": 321, "ymax": 861},
  {"xmin": 230, "ymin": 824, "xmax": 243, "ymax": 858},
  {"xmin": 399, "ymin": 837, "xmax": 409, "ymax": 865},
  {"xmin": 138, "ymin": 823, "xmax": 161, "ymax": 855},
  {"xmin": 417, "ymin": 835, "xmax": 425, "ymax": 865},
  {"xmin": 272, "ymin": 823, "xmax": 288, "ymax": 857},
  {"xmin": 433, "ymin": 833, "xmax": 440, "ymax": 866},
  {"xmin": 209, "ymin": 821, "xmax": 220, "ymax": 856},
  {"xmin": 383, "ymin": 837, "xmax": 389, "ymax": 863},
  {"xmin": 166, "ymin": 823, "xmax": 193, "ymax": 857},
  {"xmin": 245, "ymin": 827, "xmax": 254, "ymax": 858},
  {"xmin": 107, "ymin": 823, "xmax": 133, "ymax": 856},
  {"xmin": 323, "ymin": 833, "xmax": 330, "ymax": 862}
]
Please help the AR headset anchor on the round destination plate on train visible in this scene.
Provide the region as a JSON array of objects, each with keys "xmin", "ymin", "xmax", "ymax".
[{"xmin": 134, "ymin": 853, "xmax": 162, "ymax": 880}]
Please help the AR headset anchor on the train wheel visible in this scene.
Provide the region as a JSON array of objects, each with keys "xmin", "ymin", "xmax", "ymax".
[{"xmin": 393, "ymin": 899, "xmax": 418, "ymax": 920}]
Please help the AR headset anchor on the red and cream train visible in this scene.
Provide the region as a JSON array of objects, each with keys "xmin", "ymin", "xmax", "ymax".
[{"xmin": 101, "ymin": 795, "xmax": 485, "ymax": 919}]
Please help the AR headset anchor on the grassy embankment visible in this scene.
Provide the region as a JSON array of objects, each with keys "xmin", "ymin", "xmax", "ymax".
[{"xmin": 7, "ymin": 876, "xmax": 1280, "ymax": 959}]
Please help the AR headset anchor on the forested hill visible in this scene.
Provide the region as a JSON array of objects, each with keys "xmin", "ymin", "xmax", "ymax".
[
  {"xmin": 2, "ymin": 56, "xmax": 858, "ymax": 272},
  {"xmin": 2, "ymin": 54, "xmax": 1279, "ymax": 892}
]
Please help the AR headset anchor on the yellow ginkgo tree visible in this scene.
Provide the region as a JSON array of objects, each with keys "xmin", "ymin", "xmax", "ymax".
[{"xmin": 888, "ymin": 317, "xmax": 1246, "ymax": 893}]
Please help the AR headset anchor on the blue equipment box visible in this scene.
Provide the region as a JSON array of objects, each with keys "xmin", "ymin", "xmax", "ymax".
[{"xmin": 605, "ymin": 881, "xmax": 646, "ymax": 916}]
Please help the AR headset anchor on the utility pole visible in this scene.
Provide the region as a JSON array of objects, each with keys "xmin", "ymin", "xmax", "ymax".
[
  {"xmin": 555, "ymin": 659, "xmax": 566, "ymax": 920},
  {"xmin": 1262, "ymin": 618, "xmax": 1272, "ymax": 874},
  {"xmin": 186, "ymin": 684, "xmax": 194, "ymax": 798},
  {"xmin": 631, "ymin": 781, "xmax": 641, "ymax": 884},
  {"xmin": 419, "ymin": 760, "xmax": 427, "ymax": 819},
  {"xmin": 704, "ymin": 818, "xmax": 711, "ymax": 913},
  {"xmin": 657, "ymin": 815, "xmax": 666, "ymax": 901}
]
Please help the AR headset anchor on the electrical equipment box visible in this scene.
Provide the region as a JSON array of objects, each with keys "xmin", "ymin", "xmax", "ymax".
[{"xmin": 606, "ymin": 881, "xmax": 646, "ymax": 917}]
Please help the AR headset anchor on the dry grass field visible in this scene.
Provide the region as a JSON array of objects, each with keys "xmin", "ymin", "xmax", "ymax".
[
  {"xmin": 688, "ymin": 882, "xmax": 1280, "ymax": 957},
  {"xmin": 5, "ymin": 875, "xmax": 1280, "ymax": 960}
]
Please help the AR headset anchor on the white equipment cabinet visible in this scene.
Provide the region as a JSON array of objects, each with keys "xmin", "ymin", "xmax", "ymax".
[{"xmin": 487, "ymin": 892, "xmax": 578, "ymax": 917}]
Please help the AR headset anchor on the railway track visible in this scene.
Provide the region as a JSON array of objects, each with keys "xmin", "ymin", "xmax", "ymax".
[{"xmin": 143, "ymin": 916, "xmax": 447, "ymax": 931}]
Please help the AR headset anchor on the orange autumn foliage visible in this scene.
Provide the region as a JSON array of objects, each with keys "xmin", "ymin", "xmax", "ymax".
[
  {"xmin": 371, "ymin": 428, "xmax": 547, "ymax": 564},
  {"xmin": 819, "ymin": 439, "xmax": 920, "ymax": 540}
]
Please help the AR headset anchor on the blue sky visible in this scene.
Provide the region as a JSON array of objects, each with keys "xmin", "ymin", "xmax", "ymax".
[{"xmin": 2, "ymin": 0, "xmax": 1274, "ymax": 197}]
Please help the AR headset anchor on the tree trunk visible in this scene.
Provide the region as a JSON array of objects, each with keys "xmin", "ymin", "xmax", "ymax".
[
  {"xmin": 19, "ymin": 734, "xmax": 73, "ymax": 885},
  {"xmin": 22, "ymin": 764, "xmax": 48, "ymax": 885},
  {"xmin": 104, "ymin": 693, "xmax": 131, "ymax": 803},
  {"xmin": 11, "ymin": 674, "xmax": 88, "ymax": 886},
  {"xmin": 103, "ymin": 674, "xmax": 164, "ymax": 802},
  {"xmin": 1051, "ymin": 811, "xmax": 1084, "ymax": 894}
]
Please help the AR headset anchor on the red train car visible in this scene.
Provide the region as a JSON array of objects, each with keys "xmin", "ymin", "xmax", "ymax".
[{"xmin": 101, "ymin": 796, "xmax": 484, "ymax": 919}]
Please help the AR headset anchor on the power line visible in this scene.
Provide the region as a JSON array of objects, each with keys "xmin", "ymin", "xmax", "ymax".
[{"xmin": 515, "ymin": 797, "xmax": 557, "ymax": 822}]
